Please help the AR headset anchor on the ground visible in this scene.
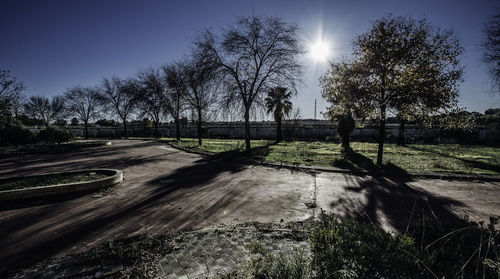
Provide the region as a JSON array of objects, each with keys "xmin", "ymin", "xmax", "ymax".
[{"xmin": 0, "ymin": 140, "xmax": 499, "ymax": 274}]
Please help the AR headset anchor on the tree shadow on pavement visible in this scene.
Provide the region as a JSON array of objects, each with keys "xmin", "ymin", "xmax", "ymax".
[
  {"xmin": 329, "ymin": 172, "xmax": 467, "ymax": 233},
  {"xmin": 0, "ymin": 149, "xmax": 248, "ymax": 274}
]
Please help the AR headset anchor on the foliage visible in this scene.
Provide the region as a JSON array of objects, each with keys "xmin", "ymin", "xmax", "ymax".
[
  {"xmin": 37, "ymin": 126, "xmax": 73, "ymax": 144},
  {"xmin": 236, "ymin": 213, "xmax": 500, "ymax": 279},
  {"xmin": 408, "ymin": 216, "xmax": 500, "ymax": 279},
  {"xmin": 95, "ymin": 118, "xmax": 118, "ymax": 126},
  {"xmin": 265, "ymin": 87, "xmax": 293, "ymax": 141},
  {"xmin": 243, "ymin": 242, "xmax": 311, "ymax": 279},
  {"xmin": 311, "ymin": 212, "xmax": 421, "ymax": 278},
  {"xmin": 0, "ymin": 120, "xmax": 35, "ymax": 146},
  {"xmin": 322, "ymin": 15, "xmax": 464, "ymax": 165}
]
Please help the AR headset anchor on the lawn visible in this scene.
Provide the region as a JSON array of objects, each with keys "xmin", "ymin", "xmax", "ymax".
[{"xmin": 169, "ymin": 138, "xmax": 500, "ymax": 175}]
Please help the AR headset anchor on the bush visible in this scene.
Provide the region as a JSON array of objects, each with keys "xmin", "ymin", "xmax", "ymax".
[
  {"xmin": 245, "ymin": 242, "xmax": 311, "ymax": 279},
  {"xmin": 37, "ymin": 126, "xmax": 73, "ymax": 144},
  {"xmin": 0, "ymin": 122, "xmax": 35, "ymax": 146},
  {"xmin": 238, "ymin": 213, "xmax": 500, "ymax": 279},
  {"xmin": 311, "ymin": 213, "xmax": 421, "ymax": 278},
  {"xmin": 408, "ymin": 216, "xmax": 500, "ymax": 279}
]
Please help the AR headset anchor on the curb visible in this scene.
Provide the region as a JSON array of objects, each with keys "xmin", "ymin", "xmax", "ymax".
[
  {"xmin": 164, "ymin": 142, "xmax": 500, "ymax": 182},
  {"xmin": 0, "ymin": 169, "xmax": 123, "ymax": 201}
]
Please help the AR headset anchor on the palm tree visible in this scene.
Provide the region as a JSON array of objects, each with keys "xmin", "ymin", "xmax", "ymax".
[{"xmin": 265, "ymin": 87, "xmax": 292, "ymax": 142}]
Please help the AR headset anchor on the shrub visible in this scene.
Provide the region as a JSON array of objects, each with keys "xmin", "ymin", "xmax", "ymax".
[
  {"xmin": 37, "ymin": 126, "xmax": 73, "ymax": 144},
  {"xmin": 0, "ymin": 122, "xmax": 35, "ymax": 146},
  {"xmin": 311, "ymin": 212, "xmax": 422, "ymax": 278},
  {"xmin": 408, "ymin": 216, "xmax": 500, "ymax": 279},
  {"xmin": 239, "ymin": 213, "xmax": 500, "ymax": 279},
  {"xmin": 246, "ymin": 242, "xmax": 311, "ymax": 279}
]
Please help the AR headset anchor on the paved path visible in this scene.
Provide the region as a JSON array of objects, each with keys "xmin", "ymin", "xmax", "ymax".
[
  {"xmin": 157, "ymin": 227, "xmax": 310, "ymax": 279},
  {"xmin": 1, "ymin": 140, "xmax": 499, "ymax": 274}
]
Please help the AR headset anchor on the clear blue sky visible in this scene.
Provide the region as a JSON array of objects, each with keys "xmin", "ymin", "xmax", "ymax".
[{"xmin": 1, "ymin": 0, "xmax": 499, "ymax": 120}]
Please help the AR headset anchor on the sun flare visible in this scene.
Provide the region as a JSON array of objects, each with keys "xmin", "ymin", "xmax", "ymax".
[{"xmin": 310, "ymin": 40, "xmax": 330, "ymax": 62}]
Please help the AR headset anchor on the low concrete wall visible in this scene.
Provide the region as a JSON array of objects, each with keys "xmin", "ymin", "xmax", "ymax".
[
  {"xmin": 57, "ymin": 120, "xmax": 500, "ymax": 144},
  {"xmin": 0, "ymin": 169, "xmax": 123, "ymax": 201}
]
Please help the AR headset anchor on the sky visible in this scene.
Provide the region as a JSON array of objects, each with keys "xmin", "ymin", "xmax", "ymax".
[{"xmin": 1, "ymin": 0, "xmax": 499, "ymax": 120}]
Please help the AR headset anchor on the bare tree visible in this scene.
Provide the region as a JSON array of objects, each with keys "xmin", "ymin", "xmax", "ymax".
[
  {"xmin": 24, "ymin": 95, "xmax": 65, "ymax": 126},
  {"xmin": 0, "ymin": 70, "xmax": 25, "ymax": 119},
  {"xmin": 163, "ymin": 63, "xmax": 186, "ymax": 141},
  {"xmin": 194, "ymin": 16, "xmax": 303, "ymax": 151},
  {"xmin": 64, "ymin": 85, "xmax": 102, "ymax": 139},
  {"xmin": 482, "ymin": 13, "xmax": 500, "ymax": 93},
  {"xmin": 137, "ymin": 68, "xmax": 166, "ymax": 137},
  {"xmin": 182, "ymin": 59, "xmax": 219, "ymax": 145},
  {"xmin": 99, "ymin": 77, "xmax": 138, "ymax": 138}
]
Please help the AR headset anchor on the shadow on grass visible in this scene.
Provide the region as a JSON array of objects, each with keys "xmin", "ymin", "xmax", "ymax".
[
  {"xmin": 406, "ymin": 145, "xmax": 500, "ymax": 174},
  {"xmin": 332, "ymin": 150, "xmax": 409, "ymax": 177}
]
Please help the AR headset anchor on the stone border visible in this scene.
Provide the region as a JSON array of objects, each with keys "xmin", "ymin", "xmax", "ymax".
[
  {"xmin": 0, "ymin": 169, "xmax": 123, "ymax": 201},
  {"xmin": 165, "ymin": 141, "xmax": 500, "ymax": 182}
]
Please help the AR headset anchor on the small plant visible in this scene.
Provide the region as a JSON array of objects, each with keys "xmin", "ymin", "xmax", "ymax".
[
  {"xmin": 37, "ymin": 126, "xmax": 73, "ymax": 144},
  {"xmin": 246, "ymin": 241, "xmax": 311, "ymax": 279}
]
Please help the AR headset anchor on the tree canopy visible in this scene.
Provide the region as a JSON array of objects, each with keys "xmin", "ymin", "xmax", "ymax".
[{"xmin": 321, "ymin": 15, "xmax": 464, "ymax": 165}]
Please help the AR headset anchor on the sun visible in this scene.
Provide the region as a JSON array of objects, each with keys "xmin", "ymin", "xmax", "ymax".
[{"xmin": 310, "ymin": 40, "xmax": 330, "ymax": 62}]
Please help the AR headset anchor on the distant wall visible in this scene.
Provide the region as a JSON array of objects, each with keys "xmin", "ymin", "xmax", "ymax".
[{"xmin": 53, "ymin": 120, "xmax": 500, "ymax": 144}]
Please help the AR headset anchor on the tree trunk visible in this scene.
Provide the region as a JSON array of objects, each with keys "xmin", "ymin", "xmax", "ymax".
[
  {"xmin": 175, "ymin": 117, "xmax": 180, "ymax": 140},
  {"xmin": 197, "ymin": 109, "xmax": 202, "ymax": 146},
  {"xmin": 342, "ymin": 134, "xmax": 350, "ymax": 150},
  {"xmin": 276, "ymin": 116, "xmax": 282, "ymax": 142},
  {"xmin": 84, "ymin": 121, "xmax": 89, "ymax": 140},
  {"xmin": 123, "ymin": 121, "xmax": 128, "ymax": 139},
  {"xmin": 154, "ymin": 121, "xmax": 159, "ymax": 138},
  {"xmin": 376, "ymin": 105, "xmax": 386, "ymax": 165},
  {"xmin": 244, "ymin": 108, "xmax": 251, "ymax": 151},
  {"xmin": 397, "ymin": 119, "xmax": 406, "ymax": 146}
]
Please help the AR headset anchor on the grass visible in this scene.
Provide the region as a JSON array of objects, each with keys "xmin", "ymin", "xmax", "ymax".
[
  {"xmin": 0, "ymin": 171, "xmax": 108, "ymax": 191},
  {"xmin": 169, "ymin": 138, "xmax": 500, "ymax": 175}
]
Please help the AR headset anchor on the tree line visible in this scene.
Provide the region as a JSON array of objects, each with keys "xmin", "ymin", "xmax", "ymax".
[
  {"xmin": 1, "ymin": 14, "xmax": 499, "ymax": 163},
  {"xmin": 1, "ymin": 16, "xmax": 301, "ymax": 149}
]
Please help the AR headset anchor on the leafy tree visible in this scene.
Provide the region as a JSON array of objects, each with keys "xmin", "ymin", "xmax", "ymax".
[
  {"xmin": 71, "ymin": 117, "xmax": 79, "ymax": 126},
  {"xmin": 163, "ymin": 63, "xmax": 187, "ymax": 141},
  {"xmin": 64, "ymin": 85, "xmax": 101, "ymax": 139},
  {"xmin": 24, "ymin": 95, "xmax": 65, "ymax": 127},
  {"xmin": 482, "ymin": 13, "xmax": 500, "ymax": 93},
  {"xmin": 182, "ymin": 58, "xmax": 219, "ymax": 146},
  {"xmin": 99, "ymin": 77, "xmax": 138, "ymax": 138},
  {"xmin": 265, "ymin": 87, "xmax": 292, "ymax": 142},
  {"xmin": 323, "ymin": 16, "xmax": 463, "ymax": 165},
  {"xmin": 137, "ymin": 68, "xmax": 166, "ymax": 137},
  {"xmin": 194, "ymin": 16, "xmax": 303, "ymax": 151}
]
